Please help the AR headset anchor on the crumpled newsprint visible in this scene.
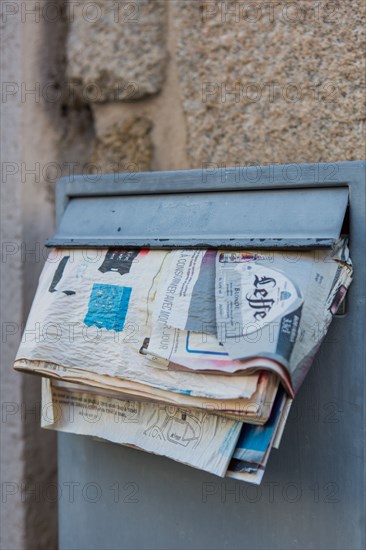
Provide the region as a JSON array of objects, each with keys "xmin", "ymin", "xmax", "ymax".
[
  {"xmin": 147, "ymin": 242, "xmax": 352, "ymax": 395},
  {"xmin": 42, "ymin": 377, "xmax": 291, "ymax": 481},
  {"xmin": 14, "ymin": 241, "xmax": 352, "ymax": 483},
  {"xmin": 14, "ymin": 248, "xmax": 278, "ymax": 423},
  {"xmin": 42, "ymin": 379, "xmax": 241, "ymax": 477}
]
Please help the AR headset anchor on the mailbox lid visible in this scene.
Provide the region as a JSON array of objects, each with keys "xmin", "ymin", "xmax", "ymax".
[{"xmin": 47, "ymin": 185, "xmax": 348, "ymax": 249}]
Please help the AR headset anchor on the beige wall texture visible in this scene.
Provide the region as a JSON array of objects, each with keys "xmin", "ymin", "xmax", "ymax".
[{"xmin": 0, "ymin": 1, "xmax": 365, "ymax": 548}]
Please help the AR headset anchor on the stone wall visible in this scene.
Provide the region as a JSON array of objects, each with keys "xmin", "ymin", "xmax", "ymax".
[
  {"xmin": 173, "ymin": 1, "xmax": 366, "ymax": 166},
  {"xmin": 1, "ymin": 7, "xmax": 26, "ymax": 549},
  {"xmin": 1, "ymin": 1, "xmax": 365, "ymax": 548},
  {"xmin": 63, "ymin": 0, "xmax": 365, "ymax": 174}
]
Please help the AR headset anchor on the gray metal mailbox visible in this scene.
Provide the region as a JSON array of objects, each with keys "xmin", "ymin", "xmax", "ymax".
[{"xmin": 51, "ymin": 161, "xmax": 365, "ymax": 550}]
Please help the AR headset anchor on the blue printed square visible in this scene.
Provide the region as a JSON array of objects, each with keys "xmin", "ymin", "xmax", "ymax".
[{"xmin": 84, "ymin": 284, "xmax": 132, "ymax": 332}]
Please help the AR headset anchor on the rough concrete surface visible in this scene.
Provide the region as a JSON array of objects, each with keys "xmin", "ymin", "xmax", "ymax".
[
  {"xmin": 0, "ymin": 9, "xmax": 26, "ymax": 549},
  {"xmin": 173, "ymin": 0, "xmax": 366, "ymax": 166},
  {"xmin": 67, "ymin": 0, "xmax": 168, "ymax": 102}
]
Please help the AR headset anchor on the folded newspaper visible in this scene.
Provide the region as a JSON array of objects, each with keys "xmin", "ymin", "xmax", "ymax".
[
  {"xmin": 14, "ymin": 248, "xmax": 279, "ymax": 423},
  {"xmin": 14, "ymin": 242, "xmax": 352, "ymax": 482},
  {"xmin": 146, "ymin": 242, "xmax": 352, "ymax": 395},
  {"xmin": 41, "ymin": 377, "xmax": 291, "ymax": 481}
]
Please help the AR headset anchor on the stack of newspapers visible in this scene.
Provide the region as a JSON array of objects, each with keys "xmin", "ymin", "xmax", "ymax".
[{"xmin": 14, "ymin": 242, "xmax": 352, "ymax": 484}]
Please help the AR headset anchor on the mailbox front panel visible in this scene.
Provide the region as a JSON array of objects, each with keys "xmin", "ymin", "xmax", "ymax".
[{"xmin": 57, "ymin": 161, "xmax": 365, "ymax": 550}]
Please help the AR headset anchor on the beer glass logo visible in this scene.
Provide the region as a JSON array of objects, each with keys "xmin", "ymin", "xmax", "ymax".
[{"xmin": 236, "ymin": 264, "xmax": 303, "ymax": 332}]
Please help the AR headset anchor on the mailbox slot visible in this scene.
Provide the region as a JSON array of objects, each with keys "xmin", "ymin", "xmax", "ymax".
[{"xmin": 47, "ymin": 170, "xmax": 351, "ymax": 250}]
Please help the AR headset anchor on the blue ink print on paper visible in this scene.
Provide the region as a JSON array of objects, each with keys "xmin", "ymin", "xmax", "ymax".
[{"xmin": 84, "ymin": 284, "xmax": 132, "ymax": 332}]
